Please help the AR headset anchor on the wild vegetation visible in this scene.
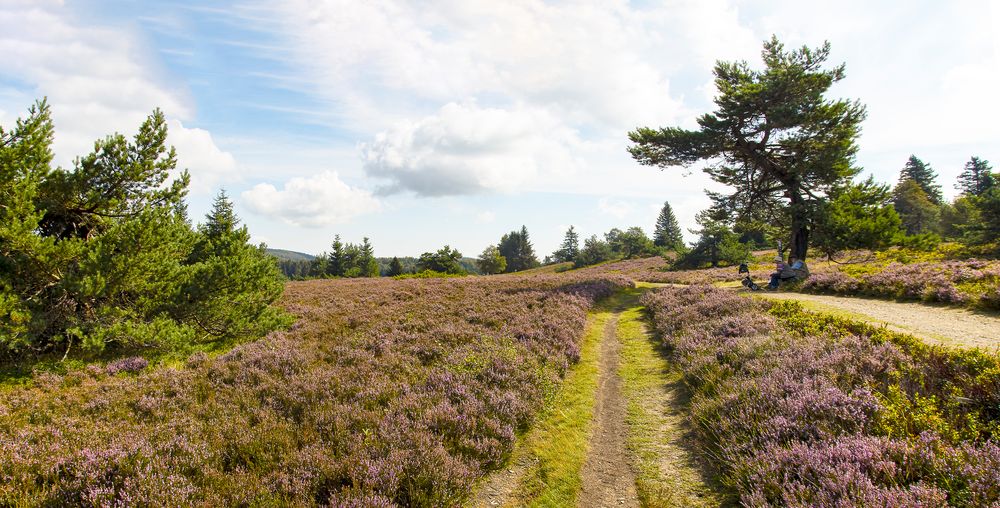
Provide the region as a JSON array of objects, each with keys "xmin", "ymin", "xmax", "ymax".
[
  {"xmin": 642, "ymin": 285, "xmax": 1000, "ymax": 506},
  {"xmin": 0, "ymin": 273, "xmax": 628, "ymax": 506}
]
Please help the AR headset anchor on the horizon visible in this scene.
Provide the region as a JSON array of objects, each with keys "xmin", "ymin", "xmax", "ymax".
[{"xmin": 2, "ymin": 0, "xmax": 997, "ymax": 258}]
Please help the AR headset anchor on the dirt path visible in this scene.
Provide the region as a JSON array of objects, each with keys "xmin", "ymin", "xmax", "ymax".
[
  {"xmin": 578, "ymin": 315, "xmax": 640, "ymax": 508},
  {"xmin": 757, "ymin": 292, "xmax": 1000, "ymax": 350}
]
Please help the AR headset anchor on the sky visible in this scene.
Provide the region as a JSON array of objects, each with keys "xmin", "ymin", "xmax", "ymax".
[{"xmin": 1, "ymin": 0, "xmax": 998, "ymax": 258}]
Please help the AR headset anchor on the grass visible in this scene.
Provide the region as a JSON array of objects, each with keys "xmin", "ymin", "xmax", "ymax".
[
  {"xmin": 617, "ymin": 295, "xmax": 729, "ymax": 508},
  {"xmin": 507, "ymin": 307, "xmax": 608, "ymax": 507}
]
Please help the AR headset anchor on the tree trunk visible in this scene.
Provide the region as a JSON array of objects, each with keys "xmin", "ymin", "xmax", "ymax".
[{"xmin": 788, "ymin": 190, "xmax": 810, "ymax": 261}]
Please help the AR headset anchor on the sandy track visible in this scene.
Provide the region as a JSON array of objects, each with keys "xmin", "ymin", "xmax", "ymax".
[{"xmin": 757, "ymin": 292, "xmax": 1000, "ymax": 350}]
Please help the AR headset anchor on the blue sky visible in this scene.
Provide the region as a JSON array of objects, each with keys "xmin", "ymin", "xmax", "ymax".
[{"xmin": 2, "ymin": 1, "xmax": 998, "ymax": 258}]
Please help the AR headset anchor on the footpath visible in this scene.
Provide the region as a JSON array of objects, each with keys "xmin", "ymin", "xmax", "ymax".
[{"xmin": 471, "ymin": 286, "xmax": 724, "ymax": 507}]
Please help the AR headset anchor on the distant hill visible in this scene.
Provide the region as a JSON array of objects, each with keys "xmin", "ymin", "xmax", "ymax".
[{"xmin": 266, "ymin": 248, "xmax": 316, "ymax": 262}]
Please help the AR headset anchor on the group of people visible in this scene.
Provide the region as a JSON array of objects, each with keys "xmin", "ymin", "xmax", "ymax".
[{"xmin": 740, "ymin": 255, "xmax": 810, "ymax": 291}]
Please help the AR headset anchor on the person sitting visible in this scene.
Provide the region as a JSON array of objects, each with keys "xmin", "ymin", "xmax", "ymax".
[{"xmin": 768, "ymin": 257, "xmax": 809, "ymax": 289}]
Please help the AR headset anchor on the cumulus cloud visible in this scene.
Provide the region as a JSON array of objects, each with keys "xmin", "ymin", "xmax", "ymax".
[
  {"xmin": 167, "ymin": 119, "xmax": 239, "ymax": 193},
  {"xmin": 241, "ymin": 171, "xmax": 380, "ymax": 227},
  {"xmin": 360, "ymin": 102, "xmax": 579, "ymax": 196},
  {"xmin": 0, "ymin": 3, "xmax": 238, "ymax": 194}
]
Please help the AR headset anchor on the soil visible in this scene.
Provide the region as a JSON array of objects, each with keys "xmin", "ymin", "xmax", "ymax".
[
  {"xmin": 577, "ymin": 315, "xmax": 640, "ymax": 508},
  {"xmin": 757, "ymin": 292, "xmax": 1000, "ymax": 350}
]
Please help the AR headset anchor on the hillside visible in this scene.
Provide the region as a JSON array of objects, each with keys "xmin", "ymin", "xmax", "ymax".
[{"xmin": 264, "ymin": 248, "xmax": 315, "ymax": 262}]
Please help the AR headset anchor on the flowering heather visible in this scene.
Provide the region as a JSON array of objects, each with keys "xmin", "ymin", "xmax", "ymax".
[
  {"xmin": 641, "ymin": 285, "xmax": 1000, "ymax": 506},
  {"xmin": 0, "ymin": 273, "xmax": 629, "ymax": 506},
  {"xmin": 801, "ymin": 259, "xmax": 1000, "ymax": 309},
  {"xmin": 104, "ymin": 356, "xmax": 149, "ymax": 375}
]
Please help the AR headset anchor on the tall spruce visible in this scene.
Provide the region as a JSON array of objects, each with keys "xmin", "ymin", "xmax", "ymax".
[
  {"xmin": 956, "ymin": 156, "xmax": 995, "ymax": 197},
  {"xmin": 653, "ymin": 201, "xmax": 683, "ymax": 249},
  {"xmin": 327, "ymin": 235, "xmax": 344, "ymax": 277},
  {"xmin": 629, "ymin": 37, "xmax": 866, "ymax": 262},
  {"xmin": 899, "ymin": 155, "xmax": 942, "ymax": 204},
  {"xmin": 554, "ymin": 226, "xmax": 580, "ymax": 263}
]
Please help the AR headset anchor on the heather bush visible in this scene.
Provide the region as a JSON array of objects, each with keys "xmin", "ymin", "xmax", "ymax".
[
  {"xmin": 0, "ymin": 273, "xmax": 629, "ymax": 506},
  {"xmin": 642, "ymin": 286, "xmax": 1000, "ymax": 506},
  {"xmin": 801, "ymin": 258, "xmax": 1000, "ymax": 309}
]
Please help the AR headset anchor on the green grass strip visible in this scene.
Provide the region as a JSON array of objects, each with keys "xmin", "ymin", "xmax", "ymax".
[
  {"xmin": 618, "ymin": 304, "xmax": 729, "ymax": 507},
  {"xmin": 509, "ymin": 307, "xmax": 608, "ymax": 507}
]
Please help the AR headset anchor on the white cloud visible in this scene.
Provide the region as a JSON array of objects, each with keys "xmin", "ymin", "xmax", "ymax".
[
  {"xmin": 0, "ymin": 3, "xmax": 238, "ymax": 194},
  {"xmin": 598, "ymin": 198, "xmax": 633, "ymax": 219},
  {"xmin": 241, "ymin": 171, "xmax": 380, "ymax": 227},
  {"xmin": 360, "ymin": 102, "xmax": 580, "ymax": 196},
  {"xmin": 167, "ymin": 119, "xmax": 239, "ymax": 193},
  {"xmin": 476, "ymin": 210, "xmax": 496, "ymax": 223}
]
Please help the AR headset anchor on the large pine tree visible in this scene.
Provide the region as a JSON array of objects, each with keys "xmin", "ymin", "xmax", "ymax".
[
  {"xmin": 956, "ymin": 156, "xmax": 995, "ymax": 197},
  {"xmin": 653, "ymin": 201, "xmax": 683, "ymax": 249},
  {"xmin": 0, "ymin": 101, "xmax": 288, "ymax": 355},
  {"xmin": 553, "ymin": 226, "xmax": 580, "ymax": 263},
  {"xmin": 899, "ymin": 155, "xmax": 942, "ymax": 204}
]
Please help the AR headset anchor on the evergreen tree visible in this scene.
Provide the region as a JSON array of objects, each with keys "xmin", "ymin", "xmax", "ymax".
[
  {"xmin": 956, "ymin": 156, "xmax": 995, "ymax": 197},
  {"xmin": 553, "ymin": 226, "xmax": 580, "ymax": 263},
  {"xmin": 180, "ymin": 191, "xmax": 288, "ymax": 340},
  {"xmin": 894, "ymin": 178, "xmax": 940, "ymax": 235},
  {"xmin": 387, "ymin": 256, "xmax": 404, "ymax": 276},
  {"xmin": 812, "ymin": 178, "xmax": 902, "ymax": 257},
  {"xmin": 574, "ymin": 235, "xmax": 614, "ymax": 268},
  {"xmin": 498, "ymin": 226, "xmax": 540, "ymax": 272},
  {"xmin": 0, "ymin": 101, "xmax": 288, "ymax": 355},
  {"xmin": 476, "ymin": 245, "xmax": 507, "ymax": 275},
  {"xmin": 675, "ymin": 213, "xmax": 746, "ymax": 268},
  {"xmin": 653, "ymin": 201, "xmax": 683, "ymax": 249},
  {"xmin": 327, "ymin": 235, "xmax": 344, "ymax": 277},
  {"xmin": 630, "ymin": 37, "xmax": 866, "ymax": 261},
  {"xmin": 359, "ymin": 237, "xmax": 379, "ymax": 277},
  {"xmin": 899, "ymin": 155, "xmax": 942, "ymax": 204}
]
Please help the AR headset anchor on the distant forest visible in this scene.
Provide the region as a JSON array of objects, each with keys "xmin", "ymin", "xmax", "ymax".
[{"xmin": 269, "ymin": 250, "xmax": 482, "ymax": 278}]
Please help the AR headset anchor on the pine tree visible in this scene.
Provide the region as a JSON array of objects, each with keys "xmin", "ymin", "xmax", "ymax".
[
  {"xmin": 653, "ymin": 201, "xmax": 683, "ymax": 249},
  {"xmin": 387, "ymin": 256, "xmax": 404, "ymax": 276},
  {"xmin": 899, "ymin": 155, "xmax": 942, "ymax": 204},
  {"xmin": 894, "ymin": 178, "xmax": 940, "ymax": 235},
  {"xmin": 182, "ymin": 191, "xmax": 288, "ymax": 340},
  {"xmin": 0, "ymin": 101, "xmax": 288, "ymax": 355},
  {"xmin": 956, "ymin": 156, "xmax": 995, "ymax": 197},
  {"xmin": 498, "ymin": 226, "xmax": 539, "ymax": 272},
  {"xmin": 328, "ymin": 235, "xmax": 344, "ymax": 277},
  {"xmin": 554, "ymin": 226, "xmax": 580, "ymax": 262},
  {"xmin": 359, "ymin": 237, "xmax": 379, "ymax": 277}
]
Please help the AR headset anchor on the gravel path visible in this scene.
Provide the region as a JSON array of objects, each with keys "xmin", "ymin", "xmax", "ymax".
[{"xmin": 757, "ymin": 292, "xmax": 1000, "ymax": 350}]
